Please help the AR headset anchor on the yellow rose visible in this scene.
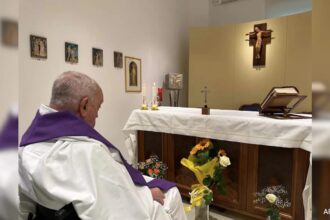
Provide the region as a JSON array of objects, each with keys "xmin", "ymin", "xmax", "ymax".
[
  {"xmin": 219, "ymin": 155, "xmax": 231, "ymax": 167},
  {"xmin": 190, "ymin": 147, "xmax": 198, "ymax": 155},
  {"xmin": 265, "ymin": 193, "xmax": 277, "ymax": 204}
]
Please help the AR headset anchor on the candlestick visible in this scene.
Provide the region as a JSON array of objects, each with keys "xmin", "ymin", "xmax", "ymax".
[
  {"xmin": 151, "ymin": 82, "xmax": 158, "ymax": 110},
  {"xmin": 141, "ymin": 84, "xmax": 148, "ymax": 110}
]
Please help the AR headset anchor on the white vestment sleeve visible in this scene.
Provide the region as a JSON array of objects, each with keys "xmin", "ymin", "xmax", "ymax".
[
  {"xmin": 20, "ymin": 139, "xmax": 172, "ymax": 220},
  {"xmin": 143, "ymin": 175, "xmax": 187, "ymax": 220},
  {"xmin": 54, "ymin": 142, "xmax": 153, "ymax": 220}
]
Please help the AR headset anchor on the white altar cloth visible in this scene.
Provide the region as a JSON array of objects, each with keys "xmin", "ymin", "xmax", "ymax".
[
  {"xmin": 123, "ymin": 107, "xmax": 311, "ymax": 160},
  {"xmin": 122, "ymin": 107, "xmax": 312, "ymax": 220}
]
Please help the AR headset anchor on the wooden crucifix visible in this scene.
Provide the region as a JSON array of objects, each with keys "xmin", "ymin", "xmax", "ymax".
[{"xmin": 246, "ymin": 23, "xmax": 273, "ymax": 66}]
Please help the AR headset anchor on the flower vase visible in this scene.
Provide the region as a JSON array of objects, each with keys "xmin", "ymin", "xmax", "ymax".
[{"xmin": 195, "ymin": 202, "xmax": 209, "ymax": 220}]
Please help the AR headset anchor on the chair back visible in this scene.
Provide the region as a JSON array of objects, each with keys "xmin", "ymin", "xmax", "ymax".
[
  {"xmin": 29, "ymin": 203, "xmax": 80, "ymax": 220},
  {"xmin": 239, "ymin": 103, "xmax": 261, "ymax": 112}
]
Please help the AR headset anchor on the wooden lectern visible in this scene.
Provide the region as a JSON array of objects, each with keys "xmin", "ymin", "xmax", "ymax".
[{"xmin": 259, "ymin": 86, "xmax": 309, "ymax": 119}]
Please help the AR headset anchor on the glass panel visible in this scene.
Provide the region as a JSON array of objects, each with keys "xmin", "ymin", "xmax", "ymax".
[
  {"xmin": 143, "ymin": 131, "xmax": 162, "ymax": 159},
  {"xmin": 173, "ymin": 135, "xmax": 198, "ymax": 187},
  {"xmin": 257, "ymin": 146, "xmax": 293, "ymax": 213},
  {"xmin": 212, "ymin": 140, "xmax": 240, "ymax": 204}
]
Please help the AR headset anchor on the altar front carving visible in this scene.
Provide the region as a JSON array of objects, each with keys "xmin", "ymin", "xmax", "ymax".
[{"xmin": 123, "ymin": 107, "xmax": 311, "ymax": 220}]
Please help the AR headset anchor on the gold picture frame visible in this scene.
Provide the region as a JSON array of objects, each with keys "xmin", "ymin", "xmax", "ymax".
[
  {"xmin": 30, "ymin": 35, "xmax": 47, "ymax": 59},
  {"xmin": 65, "ymin": 42, "xmax": 79, "ymax": 64},
  {"xmin": 92, "ymin": 48, "xmax": 103, "ymax": 67},
  {"xmin": 125, "ymin": 56, "xmax": 141, "ymax": 92}
]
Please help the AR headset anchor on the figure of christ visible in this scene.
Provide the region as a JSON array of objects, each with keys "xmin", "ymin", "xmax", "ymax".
[{"xmin": 246, "ymin": 26, "xmax": 273, "ymax": 60}]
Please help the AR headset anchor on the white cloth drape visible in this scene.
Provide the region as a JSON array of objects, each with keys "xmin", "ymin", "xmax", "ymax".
[
  {"xmin": 123, "ymin": 107, "xmax": 312, "ymax": 220},
  {"xmin": 123, "ymin": 107, "xmax": 311, "ymax": 163}
]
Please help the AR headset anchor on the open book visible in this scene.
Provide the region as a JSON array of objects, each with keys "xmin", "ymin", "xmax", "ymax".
[{"xmin": 259, "ymin": 86, "xmax": 309, "ymax": 119}]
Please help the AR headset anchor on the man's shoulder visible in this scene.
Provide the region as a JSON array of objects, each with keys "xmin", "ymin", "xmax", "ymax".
[{"xmin": 20, "ymin": 136, "xmax": 108, "ymax": 157}]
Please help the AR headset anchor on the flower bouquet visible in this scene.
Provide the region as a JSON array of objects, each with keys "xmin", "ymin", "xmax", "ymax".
[
  {"xmin": 180, "ymin": 139, "xmax": 231, "ymax": 212},
  {"xmin": 138, "ymin": 155, "xmax": 168, "ymax": 179},
  {"xmin": 254, "ymin": 185, "xmax": 291, "ymax": 220}
]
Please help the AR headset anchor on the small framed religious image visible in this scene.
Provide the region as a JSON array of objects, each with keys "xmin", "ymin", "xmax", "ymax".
[
  {"xmin": 1, "ymin": 19, "xmax": 18, "ymax": 47},
  {"xmin": 30, "ymin": 35, "xmax": 47, "ymax": 59},
  {"xmin": 125, "ymin": 56, "xmax": 141, "ymax": 92},
  {"xmin": 114, "ymin": 51, "xmax": 123, "ymax": 68},
  {"xmin": 92, "ymin": 48, "xmax": 103, "ymax": 67},
  {"xmin": 65, "ymin": 42, "xmax": 78, "ymax": 64}
]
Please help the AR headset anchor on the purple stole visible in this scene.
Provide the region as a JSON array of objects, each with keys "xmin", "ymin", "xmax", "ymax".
[
  {"xmin": 0, "ymin": 114, "xmax": 18, "ymax": 149},
  {"xmin": 20, "ymin": 110, "xmax": 175, "ymax": 191}
]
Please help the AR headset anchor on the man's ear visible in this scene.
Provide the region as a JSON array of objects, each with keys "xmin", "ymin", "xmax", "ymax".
[{"xmin": 78, "ymin": 97, "xmax": 89, "ymax": 118}]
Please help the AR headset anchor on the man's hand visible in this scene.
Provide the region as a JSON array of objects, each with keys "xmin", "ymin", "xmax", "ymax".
[{"xmin": 150, "ymin": 187, "xmax": 165, "ymax": 205}]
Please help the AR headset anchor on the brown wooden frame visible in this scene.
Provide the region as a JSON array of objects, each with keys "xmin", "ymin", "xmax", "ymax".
[{"xmin": 137, "ymin": 131, "xmax": 310, "ymax": 220}]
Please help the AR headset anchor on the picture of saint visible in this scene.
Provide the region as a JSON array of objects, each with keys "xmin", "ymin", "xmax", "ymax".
[
  {"xmin": 93, "ymin": 48, "xmax": 103, "ymax": 67},
  {"xmin": 1, "ymin": 19, "xmax": 18, "ymax": 47},
  {"xmin": 125, "ymin": 56, "xmax": 141, "ymax": 92},
  {"xmin": 129, "ymin": 61, "xmax": 138, "ymax": 86},
  {"xmin": 114, "ymin": 51, "xmax": 123, "ymax": 68},
  {"xmin": 65, "ymin": 42, "xmax": 78, "ymax": 63},
  {"xmin": 30, "ymin": 35, "xmax": 47, "ymax": 59}
]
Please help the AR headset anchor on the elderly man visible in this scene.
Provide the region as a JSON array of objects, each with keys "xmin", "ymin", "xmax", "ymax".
[{"xmin": 19, "ymin": 71, "xmax": 187, "ymax": 220}]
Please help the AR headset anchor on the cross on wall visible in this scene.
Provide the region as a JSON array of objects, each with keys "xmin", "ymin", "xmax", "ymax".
[{"xmin": 246, "ymin": 23, "xmax": 273, "ymax": 66}]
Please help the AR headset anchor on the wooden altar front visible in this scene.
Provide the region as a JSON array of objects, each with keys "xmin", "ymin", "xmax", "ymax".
[{"xmin": 137, "ymin": 131, "xmax": 310, "ymax": 220}]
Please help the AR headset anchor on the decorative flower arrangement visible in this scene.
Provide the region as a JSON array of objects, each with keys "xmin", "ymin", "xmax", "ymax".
[
  {"xmin": 254, "ymin": 185, "xmax": 291, "ymax": 220},
  {"xmin": 180, "ymin": 139, "xmax": 231, "ymax": 210},
  {"xmin": 138, "ymin": 155, "xmax": 168, "ymax": 179}
]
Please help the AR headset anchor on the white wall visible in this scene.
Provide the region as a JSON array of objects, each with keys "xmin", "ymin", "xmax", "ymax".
[
  {"xmin": 209, "ymin": 0, "xmax": 266, "ymax": 26},
  {"xmin": 19, "ymin": 0, "xmax": 208, "ymax": 159},
  {"xmin": 0, "ymin": 0, "xmax": 19, "ymax": 125},
  {"xmin": 187, "ymin": 0, "xmax": 210, "ymax": 27},
  {"xmin": 209, "ymin": 0, "xmax": 312, "ymax": 26},
  {"xmin": 265, "ymin": 0, "xmax": 311, "ymax": 18}
]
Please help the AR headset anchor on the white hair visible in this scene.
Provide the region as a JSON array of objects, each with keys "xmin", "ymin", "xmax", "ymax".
[{"xmin": 50, "ymin": 71, "xmax": 100, "ymax": 111}]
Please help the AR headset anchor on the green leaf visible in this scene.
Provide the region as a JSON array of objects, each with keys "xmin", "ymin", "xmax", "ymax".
[
  {"xmin": 203, "ymin": 175, "xmax": 213, "ymax": 187},
  {"xmin": 196, "ymin": 149, "xmax": 210, "ymax": 165},
  {"xmin": 203, "ymin": 192, "xmax": 213, "ymax": 205}
]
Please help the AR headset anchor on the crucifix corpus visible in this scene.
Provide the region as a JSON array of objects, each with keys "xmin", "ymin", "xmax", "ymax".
[
  {"xmin": 246, "ymin": 23, "xmax": 273, "ymax": 66},
  {"xmin": 201, "ymin": 86, "xmax": 210, "ymax": 115}
]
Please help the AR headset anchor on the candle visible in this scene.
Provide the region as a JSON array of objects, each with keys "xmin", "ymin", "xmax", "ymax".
[
  {"xmin": 152, "ymin": 82, "xmax": 157, "ymax": 105},
  {"xmin": 151, "ymin": 82, "xmax": 158, "ymax": 110},
  {"xmin": 141, "ymin": 84, "xmax": 148, "ymax": 110},
  {"xmin": 142, "ymin": 84, "xmax": 146, "ymax": 105}
]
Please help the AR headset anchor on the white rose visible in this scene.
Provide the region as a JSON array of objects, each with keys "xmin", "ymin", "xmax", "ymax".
[
  {"xmin": 219, "ymin": 156, "xmax": 231, "ymax": 167},
  {"xmin": 265, "ymin": 194, "xmax": 277, "ymax": 204}
]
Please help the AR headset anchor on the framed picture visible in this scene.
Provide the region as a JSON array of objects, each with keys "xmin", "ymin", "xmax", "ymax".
[
  {"xmin": 125, "ymin": 56, "xmax": 141, "ymax": 92},
  {"xmin": 92, "ymin": 48, "xmax": 103, "ymax": 67},
  {"xmin": 114, "ymin": 51, "xmax": 123, "ymax": 68},
  {"xmin": 1, "ymin": 19, "xmax": 18, "ymax": 47},
  {"xmin": 30, "ymin": 35, "xmax": 47, "ymax": 59},
  {"xmin": 65, "ymin": 42, "xmax": 78, "ymax": 63}
]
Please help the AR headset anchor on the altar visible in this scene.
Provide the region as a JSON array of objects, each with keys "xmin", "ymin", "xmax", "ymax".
[{"xmin": 123, "ymin": 107, "xmax": 311, "ymax": 220}]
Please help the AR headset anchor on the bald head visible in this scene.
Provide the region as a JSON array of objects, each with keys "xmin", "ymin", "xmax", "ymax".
[{"xmin": 50, "ymin": 71, "xmax": 103, "ymax": 127}]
